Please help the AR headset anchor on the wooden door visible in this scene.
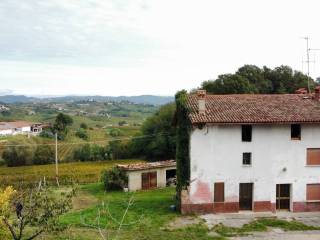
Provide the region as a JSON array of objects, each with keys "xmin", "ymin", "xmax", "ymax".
[
  {"xmin": 239, "ymin": 183, "xmax": 253, "ymax": 210},
  {"xmin": 141, "ymin": 172, "xmax": 157, "ymax": 190},
  {"xmin": 276, "ymin": 184, "xmax": 290, "ymax": 210}
]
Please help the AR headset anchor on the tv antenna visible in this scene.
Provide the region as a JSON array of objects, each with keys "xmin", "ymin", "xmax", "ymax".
[{"xmin": 302, "ymin": 37, "xmax": 320, "ymax": 92}]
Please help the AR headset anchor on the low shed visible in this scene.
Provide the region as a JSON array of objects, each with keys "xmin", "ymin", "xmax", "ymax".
[{"xmin": 117, "ymin": 160, "xmax": 176, "ymax": 191}]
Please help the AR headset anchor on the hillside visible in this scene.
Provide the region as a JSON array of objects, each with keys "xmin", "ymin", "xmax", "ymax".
[{"xmin": 0, "ymin": 94, "xmax": 174, "ymax": 105}]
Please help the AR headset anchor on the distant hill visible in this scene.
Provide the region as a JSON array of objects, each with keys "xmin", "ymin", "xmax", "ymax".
[{"xmin": 0, "ymin": 95, "xmax": 174, "ymax": 105}]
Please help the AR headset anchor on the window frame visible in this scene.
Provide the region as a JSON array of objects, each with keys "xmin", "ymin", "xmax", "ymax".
[
  {"xmin": 242, "ymin": 152, "xmax": 252, "ymax": 166},
  {"xmin": 291, "ymin": 124, "xmax": 301, "ymax": 140},
  {"xmin": 242, "ymin": 125, "xmax": 252, "ymax": 142}
]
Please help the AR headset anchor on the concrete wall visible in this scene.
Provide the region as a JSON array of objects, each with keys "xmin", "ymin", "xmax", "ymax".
[
  {"xmin": 127, "ymin": 167, "xmax": 176, "ymax": 191},
  {"xmin": 185, "ymin": 124, "xmax": 320, "ymax": 213}
]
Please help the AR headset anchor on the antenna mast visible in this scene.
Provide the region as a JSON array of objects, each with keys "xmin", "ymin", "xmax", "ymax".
[{"xmin": 302, "ymin": 37, "xmax": 320, "ymax": 93}]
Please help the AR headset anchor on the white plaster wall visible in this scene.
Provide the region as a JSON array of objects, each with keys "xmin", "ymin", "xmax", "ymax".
[
  {"xmin": 189, "ymin": 124, "xmax": 320, "ymax": 205},
  {"xmin": 0, "ymin": 129, "xmax": 13, "ymax": 136},
  {"xmin": 127, "ymin": 167, "xmax": 176, "ymax": 191}
]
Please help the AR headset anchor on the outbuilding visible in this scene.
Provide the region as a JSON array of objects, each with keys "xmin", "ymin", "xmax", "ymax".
[{"xmin": 117, "ymin": 160, "xmax": 176, "ymax": 191}]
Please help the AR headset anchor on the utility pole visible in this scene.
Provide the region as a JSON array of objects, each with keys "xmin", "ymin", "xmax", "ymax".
[{"xmin": 55, "ymin": 132, "xmax": 59, "ymax": 187}]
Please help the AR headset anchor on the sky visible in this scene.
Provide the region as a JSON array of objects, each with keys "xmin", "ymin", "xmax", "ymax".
[{"xmin": 0, "ymin": 0, "xmax": 320, "ymax": 96}]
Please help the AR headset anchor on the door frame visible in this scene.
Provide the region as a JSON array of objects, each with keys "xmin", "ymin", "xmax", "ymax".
[
  {"xmin": 276, "ymin": 184, "xmax": 291, "ymax": 211},
  {"xmin": 239, "ymin": 183, "xmax": 254, "ymax": 211}
]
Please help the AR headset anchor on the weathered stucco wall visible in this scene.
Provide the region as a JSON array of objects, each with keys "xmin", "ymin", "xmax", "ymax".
[
  {"xmin": 188, "ymin": 124, "xmax": 320, "ymax": 212},
  {"xmin": 127, "ymin": 167, "xmax": 176, "ymax": 191}
]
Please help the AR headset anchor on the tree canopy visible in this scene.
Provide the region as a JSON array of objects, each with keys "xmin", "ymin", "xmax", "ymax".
[
  {"xmin": 129, "ymin": 103, "xmax": 176, "ymax": 161},
  {"xmin": 201, "ymin": 65, "xmax": 314, "ymax": 94}
]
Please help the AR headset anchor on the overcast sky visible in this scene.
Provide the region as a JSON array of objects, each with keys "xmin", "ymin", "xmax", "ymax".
[{"xmin": 0, "ymin": 0, "xmax": 320, "ymax": 96}]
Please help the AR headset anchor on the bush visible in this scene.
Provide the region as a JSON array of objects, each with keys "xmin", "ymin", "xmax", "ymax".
[
  {"xmin": 75, "ymin": 128, "xmax": 89, "ymax": 140},
  {"xmin": 80, "ymin": 122, "xmax": 88, "ymax": 129},
  {"xmin": 39, "ymin": 129, "xmax": 54, "ymax": 138},
  {"xmin": 74, "ymin": 144, "xmax": 91, "ymax": 161},
  {"xmin": 108, "ymin": 128, "xmax": 122, "ymax": 137},
  {"xmin": 73, "ymin": 144, "xmax": 106, "ymax": 161},
  {"xmin": 33, "ymin": 145, "xmax": 55, "ymax": 165},
  {"xmin": 2, "ymin": 146, "xmax": 33, "ymax": 167},
  {"xmin": 101, "ymin": 167, "xmax": 128, "ymax": 191}
]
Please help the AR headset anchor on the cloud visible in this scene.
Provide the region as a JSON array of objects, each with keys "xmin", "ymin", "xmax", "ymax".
[{"xmin": 0, "ymin": 0, "xmax": 320, "ymax": 96}]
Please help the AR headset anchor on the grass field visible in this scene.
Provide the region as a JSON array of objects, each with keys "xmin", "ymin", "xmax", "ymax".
[
  {"xmin": 0, "ymin": 160, "xmax": 143, "ymax": 187},
  {"xmin": 52, "ymin": 184, "xmax": 218, "ymax": 240}
]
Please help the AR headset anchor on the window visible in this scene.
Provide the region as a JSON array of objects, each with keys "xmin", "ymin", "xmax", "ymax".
[
  {"xmin": 306, "ymin": 148, "xmax": 320, "ymax": 165},
  {"xmin": 242, "ymin": 125, "xmax": 252, "ymax": 142},
  {"xmin": 307, "ymin": 184, "xmax": 320, "ymax": 201},
  {"xmin": 291, "ymin": 124, "xmax": 301, "ymax": 140},
  {"xmin": 242, "ymin": 152, "xmax": 252, "ymax": 165},
  {"xmin": 214, "ymin": 182, "xmax": 224, "ymax": 202}
]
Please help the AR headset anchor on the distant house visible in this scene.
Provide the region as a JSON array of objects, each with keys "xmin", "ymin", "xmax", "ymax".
[
  {"xmin": 0, "ymin": 121, "xmax": 47, "ymax": 136},
  {"xmin": 117, "ymin": 160, "xmax": 176, "ymax": 191},
  {"xmin": 177, "ymin": 88, "xmax": 320, "ymax": 214},
  {"xmin": 0, "ymin": 105, "xmax": 10, "ymax": 112}
]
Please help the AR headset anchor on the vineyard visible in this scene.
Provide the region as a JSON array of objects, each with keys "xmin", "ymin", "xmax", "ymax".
[{"xmin": 0, "ymin": 159, "xmax": 144, "ymax": 187}]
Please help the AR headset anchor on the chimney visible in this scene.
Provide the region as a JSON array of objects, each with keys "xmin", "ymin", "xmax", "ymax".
[
  {"xmin": 197, "ymin": 90, "xmax": 206, "ymax": 114},
  {"xmin": 315, "ymin": 86, "xmax": 320, "ymax": 101}
]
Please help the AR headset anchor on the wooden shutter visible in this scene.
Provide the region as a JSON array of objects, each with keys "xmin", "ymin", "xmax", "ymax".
[
  {"xmin": 307, "ymin": 148, "xmax": 320, "ymax": 165},
  {"xmin": 149, "ymin": 172, "xmax": 157, "ymax": 188},
  {"xmin": 142, "ymin": 173, "xmax": 149, "ymax": 190},
  {"xmin": 141, "ymin": 172, "xmax": 157, "ymax": 190},
  {"xmin": 307, "ymin": 184, "xmax": 320, "ymax": 201},
  {"xmin": 214, "ymin": 182, "xmax": 224, "ymax": 202}
]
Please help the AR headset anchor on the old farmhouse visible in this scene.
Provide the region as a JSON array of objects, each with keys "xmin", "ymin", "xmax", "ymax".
[
  {"xmin": 178, "ymin": 88, "xmax": 320, "ymax": 214},
  {"xmin": 0, "ymin": 121, "xmax": 46, "ymax": 136},
  {"xmin": 117, "ymin": 160, "xmax": 176, "ymax": 191}
]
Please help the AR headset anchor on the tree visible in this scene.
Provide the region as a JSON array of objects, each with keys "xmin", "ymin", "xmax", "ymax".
[
  {"xmin": 2, "ymin": 146, "xmax": 33, "ymax": 167},
  {"xmin": 33, "ymin": 145, "xmax": 55, "ymax": 165},
  {"xmin": 129, "ymin": 103, "xmax": 176, "ymax": 161},
  {"xmin": 107, "ymin": 141, "xmax": 130, "ymax": 160},
  {"xmin": 0, "ymin": 186, "xmax": 16, "ymax": 239},
  {"xmin": 202, "ymin": 74, "xmax": 256, "ymax": 94},
  {"xmin": 201, "ymin": 65, "xmax": 314, "ymax": 94},
  {"xmin": 1, "ymin": 182, "xmax": 74, "ymax": 240},
  {"xmin": 101, "ymin": 167, "xmax": 128, "ymax": 191},
  {"xmin": 53, "ymin": 113, "xmax": 73, "ymax": 139},
  {"xmin": 74, "ymin": 144, "xmax": 91, "ymax": 161}
]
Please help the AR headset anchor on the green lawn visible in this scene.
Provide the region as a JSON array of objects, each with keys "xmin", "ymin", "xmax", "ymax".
[{"xmin": 54, "ymin": 184, "xmax": 219, "ymax": 240}]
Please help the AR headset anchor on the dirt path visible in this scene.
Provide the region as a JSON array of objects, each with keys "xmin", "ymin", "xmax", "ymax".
[{"xmin": 72, "ymin": 189, "xmax": 98, "ymax": 211}]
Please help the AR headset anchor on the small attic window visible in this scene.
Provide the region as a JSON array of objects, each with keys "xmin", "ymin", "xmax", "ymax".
[
  {"xmin": 242, "ymin": 125, "xmax": 252, "ymax": 142},
  {"xmin": 291, "ymin": 124, "xmax": 301, "ymax": 140}
]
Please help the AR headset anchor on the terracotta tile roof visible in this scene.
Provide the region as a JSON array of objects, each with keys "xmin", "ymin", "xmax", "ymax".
[
  {"xmin": 117, "ymin": 160, "xmax": 176, "ymax": 171},
  {"xmin": 0, "ymin": 121, "xmax": 32, "ymax": 129},
  {"xmin": 187, "ymin": 94, "xmax": 320, "ymax": 124}
]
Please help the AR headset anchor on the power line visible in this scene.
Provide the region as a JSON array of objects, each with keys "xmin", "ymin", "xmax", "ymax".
[{"xmin": 0, "ymin": 132, "xmax": 173, "ymax": 148}]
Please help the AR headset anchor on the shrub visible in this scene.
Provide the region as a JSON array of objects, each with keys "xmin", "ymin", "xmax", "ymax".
[
  {"xmin": 2, "ymin": 146, "xmax": 33, "ymax": 167},
  {"xmin": 101, "ymin": 167, "xmax": 128, "ymax": 191},
  {"xmin": 75, "ymin": 128, "xmax": 88, "ymax": 140},
  {"xmin": 108, "ymin": 128, "xmax": 122, "ymax": 137},
  {"xmin": 80, "ymin": 122, "xmax": 88, "ymax": 129},
  {"xmin": 74, "ymin": 144, "xmax": 91, "ymax": 161},
  {"xmin": 73, "ymin": 144, "xmax": 106, "ymax": 161},
  {"xmin": 33, "ymin": 145, "xmax": 55, "ymax": 165},
  {"xmin": 39, "ymin": 129, "xmax": 54, "ymax": 138}
]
